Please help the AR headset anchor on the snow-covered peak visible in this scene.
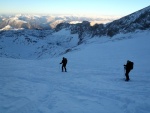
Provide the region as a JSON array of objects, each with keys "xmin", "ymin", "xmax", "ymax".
[{"xmin": 0, "ymin": 25, "xmax": 13, "ymax": 30}]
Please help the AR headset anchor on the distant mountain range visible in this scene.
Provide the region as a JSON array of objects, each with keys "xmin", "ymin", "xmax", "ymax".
[
  {"xmin": 0, "ymin": 6, "xmax": 150, "ymax": 59},
  {"xmin": 0, "ymin": 14, "xmax": 120, "ymax": 30}
]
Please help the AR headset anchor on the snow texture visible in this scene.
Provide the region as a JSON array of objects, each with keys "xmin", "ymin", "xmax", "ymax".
[
  {"xmin": 0, "ymin": 29, "xmax": 79, "ymax": 59},
  {"xmin": 0, "ymin": 30, "xmax": 150, "ymax": 113}
]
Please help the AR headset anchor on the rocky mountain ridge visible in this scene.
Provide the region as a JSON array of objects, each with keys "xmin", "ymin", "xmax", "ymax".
[{"xmin": 55, "ymin": 5, "xmax": 150, "ymax": 41}]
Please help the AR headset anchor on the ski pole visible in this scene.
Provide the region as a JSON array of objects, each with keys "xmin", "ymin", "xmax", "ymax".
[{"xmin": 59, "ymin": 64, "xmax": 60, "ymax": 71}]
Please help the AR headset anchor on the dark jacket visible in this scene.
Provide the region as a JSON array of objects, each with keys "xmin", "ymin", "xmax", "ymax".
[{"xmin": 60, "ymin": 57, "xmax": 67, "ymax": 65}]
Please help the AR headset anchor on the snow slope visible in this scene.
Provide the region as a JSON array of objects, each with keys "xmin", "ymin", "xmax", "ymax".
[
  {"xmin": 0, "ymin": 29, "xmax": 79, "ymax": 59},
  {"xmin": 0, "ymin": 30, "xmax": 150, "ymax": 113}
]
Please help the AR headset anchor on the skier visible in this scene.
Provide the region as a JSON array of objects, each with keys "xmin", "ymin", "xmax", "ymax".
[
  {"xmin": 60, "ymin": 57, "xmax": 67, "ymax": 72},
  {"xmin": 124, "ymin": 60, "xmax": 134, "ymax": 81}
]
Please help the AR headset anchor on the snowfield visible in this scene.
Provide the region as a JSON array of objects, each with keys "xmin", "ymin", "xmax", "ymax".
[{"xmin": 0, "ymin": 30, "xmax": 150, "ymax": 113}]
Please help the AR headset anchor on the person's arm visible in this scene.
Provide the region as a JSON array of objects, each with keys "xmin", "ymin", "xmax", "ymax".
[
  {"xmin": 60, "ymin": 60, "xmax": 63, "ymax": 64},
  {"xmin": 124, "ymin": 64, "xmax": 126, "ymax": 69}
]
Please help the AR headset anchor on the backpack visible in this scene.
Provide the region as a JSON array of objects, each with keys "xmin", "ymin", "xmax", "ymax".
[
  {"xmin": 63, "ymin": 58, "xmax": 67, "ymax": 64},
  {"xmin": 127, "ymin": 60, "xmax": 134, "ymax": 70},
  {"xmin": 65, "ymin": 58, "xmax": 67, "ymax": 64}
]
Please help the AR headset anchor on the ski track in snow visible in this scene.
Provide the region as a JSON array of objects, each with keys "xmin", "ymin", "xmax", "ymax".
[{"xmin": 0, "ymin": 30, "xmax": 150, "ymax": 113}]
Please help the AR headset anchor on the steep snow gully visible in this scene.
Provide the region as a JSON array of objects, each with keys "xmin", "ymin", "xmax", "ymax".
[{"xmin": 0, "ymin": 30, "xmax": 150, "ymax": 113}]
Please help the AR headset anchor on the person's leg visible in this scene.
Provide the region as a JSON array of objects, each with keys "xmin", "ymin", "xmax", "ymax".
[
  {"xmin": 62, "ymin": 65, "xmax": 64, "ymax": 72},
  {"xmin": 64, "ymin": 64, "xmax": 67, "ymax": 72},
  {"xmin": 125, "ymin": 70, "xmax": 130, "ymax": 81},
  {"xmin": 65, "ymin": 66, "xmax": 67, "ymax": 72}
]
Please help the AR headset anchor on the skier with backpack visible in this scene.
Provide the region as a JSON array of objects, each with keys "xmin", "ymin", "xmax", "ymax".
[
  {"xmin": 60, "ymin": 57, "xmax": 67, "ymax": 72},
  {"xmin": 124, "ymin": 60, "xmax": 134, "ymax": 81}
]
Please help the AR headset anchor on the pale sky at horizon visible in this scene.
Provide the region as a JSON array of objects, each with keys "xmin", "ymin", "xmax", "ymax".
[{"xmin": 0, "ymin": 0, "xmax": 150, "ymax": 16}]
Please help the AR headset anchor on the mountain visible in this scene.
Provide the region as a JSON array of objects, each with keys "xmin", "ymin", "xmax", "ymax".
[
  {"xmin": 55, "ymin": 5, "xmax": 150, "ymax": 39},
  {"xmin": 103, "ymin": 5, "xmax": 150, "ymax": 37},
  {"xmin": 0, "ymin": 6, "xmax": 150, "ymax": 59},
  {"xmin": 1, "ymin": 6, "xmax": 150, "ymax": 113},
  {"xmin": 0, "ymin": 14, "xmax": 119, "ymax": 30}
]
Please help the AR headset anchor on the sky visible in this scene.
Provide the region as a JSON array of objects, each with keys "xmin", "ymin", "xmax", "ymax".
[{"xmin": 0, "ymin": 0, "xmax": 150, "ymax": 16}]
